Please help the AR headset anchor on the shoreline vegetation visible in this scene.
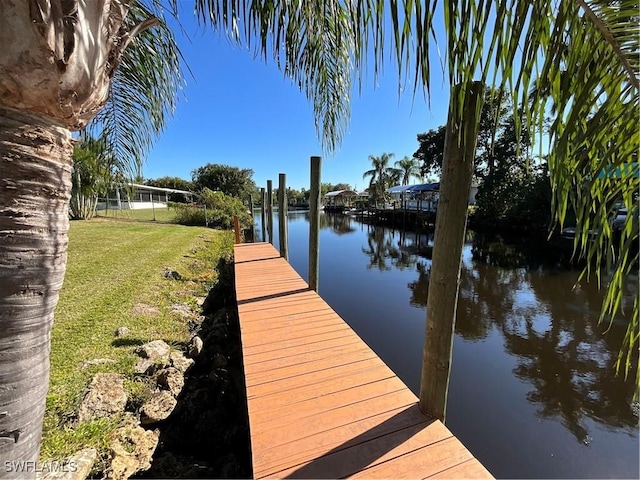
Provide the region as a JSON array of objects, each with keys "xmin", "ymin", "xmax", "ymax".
[{"xmin": 43, "ymin": 214, "xmax": 251, "ymax": 477}]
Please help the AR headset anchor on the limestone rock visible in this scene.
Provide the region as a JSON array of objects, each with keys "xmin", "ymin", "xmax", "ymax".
[
  {"xmin": 114, "ymin": 327, "xmax": 130, "ymax": 338},
  {"xmin": 77, "ymin": 374, "xmax": 127, "ymax": 423},
  {"xmin": 81, "ymin": 358, "xmax": 115, "ymax": 369},
  {"xmin": 135, "ymin": 340, "xmax": 170, "ymax": 360},
  {"xmin": 162, "ymin": 268, "xmax": 181, "ymax": 280},
  {"xmin": 140, "ymin": 391, "xmax": 177, "ymax": 425},
  {"xmin": 187, "ymin": 315, "xmax": 206, "ymax": 335},
  {"xmin": 131, "ymin": 303, "xmax": 160, "ymax": 317},
  {"xmin": 36, "ymin": 448, "xmax": 97, "ymax": 480},
  {"xmin": 170, "ymin": 303, "xmax": 192, "ymax": 319},
  {"xmin": 134, "ymin": 359, "xmax": 154, "ymax": 375},
  {"xmin": 157, "ymin": 367, "xmax": 185, "ymax": 397},
  {"xmin": 188, "ymin": 336, "xmax": 203, "ymax": 359},
  {"xmin": 106, "ymin": 423, "xmax": 159, "ymax": 480},
  {"xmin": 169, "ymin": 350, "xmax": 194, "ymax": 374}
]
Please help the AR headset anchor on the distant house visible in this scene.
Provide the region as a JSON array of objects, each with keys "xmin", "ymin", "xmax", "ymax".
[
  {"xmin": 386, "ymin": 183, "xmax": 440, "ymax": 211},
  {"xmin": 323, "ymin": 190, "xmax": 358, "ymax": 212},
  {"xmin": 98, "ymin": 183, "xmax": 194, "ymax": 211},
  {"xmin": 385, "ymin": 181, "xmax": 479, "ymax": 210}
]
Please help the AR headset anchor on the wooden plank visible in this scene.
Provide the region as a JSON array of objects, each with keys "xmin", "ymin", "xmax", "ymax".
[
  {"xmin": 250, "ymin": 390, "xmax": 419, "ymax": 456},
  {"xmin": 349, "ymin": 437, "xmax": 473, "ymax": 479},
  {"xmin": 246, "ymin": 358, "xmax": 389, "ymax": 399},
  {"xmin": 243, "ymin": 338, "xmax": 367, "ymax": 372},
  {"xmin": 243, "ymin": 316, "xmax": 351, "ymax": 336},
  {"xmin": 244, "ymin": 348, "xmax": 379, "ymax": 386},
  {"xmin": 251, "ymin": 377, "xmax": 408, "ymax": 427},
  {"xmin": 237, "ymin": 293, "xmax": 322, "ymax": 313},
  {"xmin": 253, "ymin": 404, "xmax": 430, "ymax": 477},
  {"xmin": 249, "ymin": 364, "xmax": 395, "ymax": 411},
  {"xmin": 426, "ymin": 458, "xmax": 494, "ymax": 479},
  {"xmin": 264, "ymin": 420, "xmax": 454, "ymax": 479},
  {"xmin": 234, "ymin": 243, "xmax": 492, "ymax": 480},
  {"xmin": 241, "ymin": 312, "xmax": 344, "ymax": 334},
  {"xmin": 243, "ymin": 335, "xmax": 365, "ymax": 365},
  {"xmin": 243, "ymin": 326, "xmax": 356, "ymax": 351}
]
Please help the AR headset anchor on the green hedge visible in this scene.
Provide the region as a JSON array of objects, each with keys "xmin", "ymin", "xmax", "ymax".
[{"xmin": 172, "ymin": 189, "xmax": 252, "ymax": 230}]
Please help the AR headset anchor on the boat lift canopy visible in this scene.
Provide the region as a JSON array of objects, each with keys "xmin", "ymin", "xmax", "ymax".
[
  {"xmin": 408, "ymin": 182, "xmax": 439, "ymax": 192},
  {"xmin": 386, "ymin": 183, "xmax": 439, "ymax": 194},
  {"xmin": 324, "ymin": 190, "xmax": 358, "ymax": 198}
]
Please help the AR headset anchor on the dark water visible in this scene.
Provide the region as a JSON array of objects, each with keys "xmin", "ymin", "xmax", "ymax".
[{"xmin": 254, "ymin": 211, "xmax": 639, "ymax": 479}]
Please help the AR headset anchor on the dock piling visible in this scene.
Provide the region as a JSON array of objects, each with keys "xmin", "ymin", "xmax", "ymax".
[
  {"xmin": 278, "ymin": 173, "xmax": 289, "ymax": 260},
  {"xmin": 260, "ymin": 187, "xmax": 266, "ymax": 242},
  {"xmin": 267, "ymin": 180, "xmax": 274, "ymax": 245},
  {"xmin": 309, "ymin": 156, "xmax": 321, "ymax": 292},
  {"xmin": 419, "ymin": 81, "xmax": 484, "ymax": 421},
  {"xmin": 249, "ymin": 194, "xmax": 255, "ymax": 242}
]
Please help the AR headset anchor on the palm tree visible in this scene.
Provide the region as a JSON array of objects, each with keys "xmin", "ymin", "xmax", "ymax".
[
  {"xmin": 0, "ymin": 0, "xmax": 637, "ymax": 467},
  {"xmin": 0, "ymin": 1, "xmax": 183, "ymax": 468},
  {"xmin": 363, "ymin": 153, "xmax": 396, "ymax": 203},
  {"xmin": 70, "ymin": 136, "xmax": 119, "ymax": 220},
  {"xmin": 395, "ymin": 156, "xmax": 421, "ymax": 185}
]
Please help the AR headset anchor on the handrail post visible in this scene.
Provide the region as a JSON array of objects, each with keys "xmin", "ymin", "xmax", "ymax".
[
  {"xmin": 278, "ymin": 173, "xmax": 289, "ymax": 260},
  {"xmin": 309, "ymin": 156, "xmax": 321, "ymax": 292},
  {"xmin": 233, "ymin": 215, "xmax": 241, "ymax": 244},
  {"xmin": 267, "ymin": 180, "xmax": 274, "ymax": 244}
]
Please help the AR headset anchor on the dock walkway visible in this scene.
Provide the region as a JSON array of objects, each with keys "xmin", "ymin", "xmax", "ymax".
[{"xmin": 234, "ymin": 242, "xmax": 492, "ymax": 479}]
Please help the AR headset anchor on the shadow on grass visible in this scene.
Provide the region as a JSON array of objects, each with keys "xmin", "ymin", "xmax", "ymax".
[
  {"xmin": 111, "ymin": 338, "xmax": 145, "ymax": 348},
  {"xmin": 111, "ymin": 338, "xmax": 188, "ymax": 349},
  {"xmin": 134, "ymin": 253, "xmax": 252, "ymax": 479}
]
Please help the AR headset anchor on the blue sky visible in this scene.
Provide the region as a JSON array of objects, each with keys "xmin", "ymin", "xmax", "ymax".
[{"xmin": 143, "ymin": 8, "xmax": 451, "ymax": 191}]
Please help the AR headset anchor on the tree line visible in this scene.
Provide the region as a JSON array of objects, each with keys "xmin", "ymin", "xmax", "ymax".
[{"xmin": 359, "ymin": 88, "xmax": 553, "ymax": 234}]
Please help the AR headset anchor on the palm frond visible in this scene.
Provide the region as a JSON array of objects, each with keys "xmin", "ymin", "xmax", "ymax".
[
  {"xmin": 530, "ymin": 0, "xmax": 639, "ymax": 385},
  {"xmin": 193, "ymin": 0, "xmax": 355, "ymax": 152},
  {"xmin": 86, "ymin": 1, "xmax": 183, "ymax": 179},
  {"xmin": 358, "ymin": 0, "xmax": 639, "ymax": 388}
]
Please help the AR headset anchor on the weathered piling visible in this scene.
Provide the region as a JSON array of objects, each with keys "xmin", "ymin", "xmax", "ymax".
[{"xmin": 309, "ymin": 156, "xmax": 321, "ymax": 292}]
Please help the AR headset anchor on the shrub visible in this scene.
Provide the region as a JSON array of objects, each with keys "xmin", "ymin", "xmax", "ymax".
[
  {"xmin": 173, "ymin": 189, "xmax": 252, "ymax": 230},
  {"xmin": 472, "ymin": 165, "xmax": 552, "ymax": 234},
  {"xmin": 173, "ymin": 205, "xmax": 206, "ymax": 226}
]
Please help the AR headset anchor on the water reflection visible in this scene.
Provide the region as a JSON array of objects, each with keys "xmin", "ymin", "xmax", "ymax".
[
  {"xmin": 362, "ymin": 225, "xmax": 433, "ymax": 271},
  {"xmin": 322, "ymin": 212, "xmax": 356, "ymax": 235},
  {"xmin": 404, "ymin": 230, "xmax": 638, "ymax": 445}
]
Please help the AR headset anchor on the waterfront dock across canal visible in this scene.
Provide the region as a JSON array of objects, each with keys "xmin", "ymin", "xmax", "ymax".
[{"xmin": 234, "ymin": 242, "xmax": 492, "ymax": 479}]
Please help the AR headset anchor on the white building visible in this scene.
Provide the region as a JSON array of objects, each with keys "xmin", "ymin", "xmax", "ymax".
[{"xmin": 97, "ymin": 183, "xmax": 194, "ymax": 210}]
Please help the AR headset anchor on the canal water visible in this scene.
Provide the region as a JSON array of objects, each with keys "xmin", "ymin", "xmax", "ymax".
[{"xmin": 253, "ymin": 210, "xmax": 638, "ymax": 479}]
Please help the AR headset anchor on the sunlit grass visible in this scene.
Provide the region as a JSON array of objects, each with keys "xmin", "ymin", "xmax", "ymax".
[
  {"xmin": 94, "ymin": 207, "xmax": 178, "ymax": 223},
  {"xmin": 41, "ymin": 218, "xmax": 233, "ymax": 468}
]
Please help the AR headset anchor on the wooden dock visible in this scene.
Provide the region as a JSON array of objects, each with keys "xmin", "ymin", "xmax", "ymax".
[{"xmin": 234, "ymin": 242, "xmax": 492, "ymax": 479}]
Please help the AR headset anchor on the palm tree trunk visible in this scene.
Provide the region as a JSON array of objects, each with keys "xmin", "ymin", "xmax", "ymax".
[{"xmin": 0, "ymin": 106, "xmax": 73, "ymax": 475}]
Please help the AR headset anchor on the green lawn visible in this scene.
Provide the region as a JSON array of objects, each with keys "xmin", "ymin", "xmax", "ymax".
[
  {"xmin": 94, "ymin": 207, "xmax": 178, "ymax": 223},
  {"xmin": 41, "ymin": 218, "xmax": 233, "ymax": 465}
]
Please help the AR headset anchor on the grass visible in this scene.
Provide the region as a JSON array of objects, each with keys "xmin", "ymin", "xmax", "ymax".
[
  {"xmin": 41, "ymin": 217, "xmax": 233, "ymax": 467},
  {"xmin": 94, "ymin": 207, "xmax": 179, "ymax": 223}
]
